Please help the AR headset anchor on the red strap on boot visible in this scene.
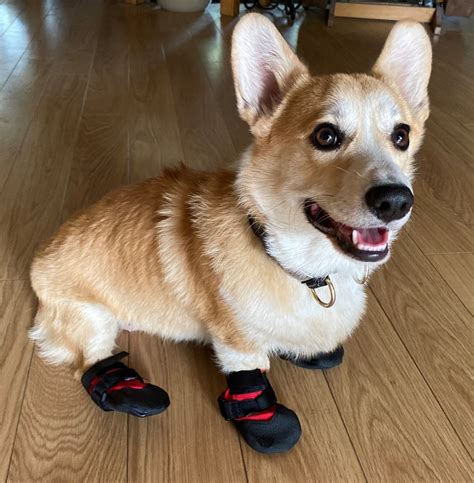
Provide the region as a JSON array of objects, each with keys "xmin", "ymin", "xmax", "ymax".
[
  {"xmin": 219, "ymin": 369, "xmax": 276, "ymax": 422},
  {"xmin": 222, "ymin": 388, "xmax": 276, "ymax": 421}
]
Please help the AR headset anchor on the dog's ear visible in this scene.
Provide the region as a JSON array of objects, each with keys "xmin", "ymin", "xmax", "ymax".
[
  {"xmin": 232, "ymin": 13, "xmax": 309, "ymax": 133},
  {"xmin": 373, "ymin": 21, "xmax": 432, "ymax": 122}
]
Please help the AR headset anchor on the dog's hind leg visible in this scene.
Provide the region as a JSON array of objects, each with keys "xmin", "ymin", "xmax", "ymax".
[
  {"xmin": 30, "ymin": 298, "xmax": 170, "ymax": 417},
  {"xmin": 30, "ymin": 299, "xmax": 120, "ymax": 376}
]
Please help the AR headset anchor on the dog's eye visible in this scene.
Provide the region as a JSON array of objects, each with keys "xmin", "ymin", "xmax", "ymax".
[
  {"xmin": 391, "ymin": 124, "xmax": 410, "ymax": 151},
  {"xmin": 311, "ymin": 123, "xmax": 342, "ymax": 151}
]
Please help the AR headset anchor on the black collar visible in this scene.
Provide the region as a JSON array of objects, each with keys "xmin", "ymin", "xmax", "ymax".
[{"xmin": 247, "ymin": 215, "xmax": 328, "ymax": 290}]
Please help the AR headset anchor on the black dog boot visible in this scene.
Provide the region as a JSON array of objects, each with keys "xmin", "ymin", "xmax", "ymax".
[
  {"xmin": 218, "ymin": 369, "xmax": 301, "ymax": 454},
  {"xmin": 281, "ymin": 346, "xmax": 344, "ymax": 370},
  {"xmin": 81, "ymin": 351, "xmax": 170, "ymax": 417}
]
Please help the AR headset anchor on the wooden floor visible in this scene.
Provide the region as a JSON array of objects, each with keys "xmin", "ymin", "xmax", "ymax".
[{"xmin": 0, "ymin": 1, "xmax": 472, "ymax": 481}]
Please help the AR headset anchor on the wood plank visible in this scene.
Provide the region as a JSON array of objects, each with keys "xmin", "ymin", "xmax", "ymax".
[
  {"xmin": 8, "ymin": 353, "xmax": 128, "ymax": 482},
  {"xmin": 325, "ymin": 291, "xmax": 471, "ymax": 480},
  {"xmin": 23, "ymin": 4, "xmax": 100, "ymax": 75},
  {"xmin": 0, "ymin": 57, "xmax": 53, "ymax": 99},
  {"xmin": 184, "ymin": 10, "xmax": 241, "ymax": 151},
  {"xmin": 334, "ymin": 3, "xmax": 435, "ymax": 23},
  {"xmin": 407, "ymin": 178, "xmax": 472, "ymax": 255},
  {"xmin": 164, "ymin": 43, "xmax": 237, "ymax": 171},
  {"xmin": 84, "ymin": 60, "xmax": 128, "ymax": 115},
  {"xmin": 0, "ymin": 58, "xmax": 53, "ymax": 193},
  {"xmin": 0, "ymin": 2, "xmax": 23, "ymax": 36},
  {"xmin": 92, "ymin": 4, "xmax": 130, "ymax": 65},
  {"xmin": 428, "ymin": 61, "xmax": 474, "ymax": 137},
  {"xmin": 404, "ymin": 68, "xmax": 473, "ymax": 257},
  {"xmin": 193, "ymin": 11, "xmax": 232, "ymax": 66},
  {"xmin": 128, "ymin": 339, "xmax": 248, "ymax": 482},
  {"xmin": 370, "ymin": 235, "xmax": 473, "ymax": 456},
  {"xmin": 242, "ymin": 358, "xmax": 366, "ymax": 482},
  {"xmin": 204, "ymin": 61, "xmax": 252, "ymax": 155},
  {"xmin": 428, "ymin": 107, "xmax": 473, "ymax": 177},
  {"xmin": 429, "ymin": 29, "xmax": 474, "ymax": 78},
  {"xmin": 8, "ymin": 71, "xmax": 131, "ymax": 483},
  {"xmin": 6, "ymin": 3, "xmax": 50, "ymax": 38},
  {"xmin": 428, "ymin": 253, "xmax": 474, "ymax": 316},
  {"xmin": 126, "ymin": 8, "xmax": 184, "ymax": 180},
  {"xmin": 129, "ymin": 54, "xmax": 184, "ymax": 182},
  {"xmin": 152, "ymin": 8, "xmax": 236, "ymax": 172},
  {"xmin": 199, "ymin": 9, "xmax": 249, "ymax": 152},
  {"xmin": 127, "ymin": 5, "xmax": 165, "ymax": 64},
  {"xmin": 0, "ymin": 65, "xmax": 11, "ymax": 87},
  {"xmin": 82, "ymin": 8, "xmax": 129, "ymax": 115},
  {"xmin": 0, "ymin": 281, "xmax": 35, "ymax": 482},
  {"xmin": 0, "ymin": 43, "xmax": 27, "ymax": 81},
  {"xmin": 0, "ymin": 74, "xmax": 87, "ymax": 280},
  {"xmin": 60, "ymin": 114, "xmax": 129, "ymax": 221},
  {"xmin": 299, "ymin": 15, "xmax": 363, "ymax": 75}
]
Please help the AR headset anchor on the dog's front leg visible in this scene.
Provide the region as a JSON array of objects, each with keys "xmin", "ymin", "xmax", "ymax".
[
  {"xmin": 213, "ymin": 341, "xmax": 302, "ymax": 454},
  {"xmin": 213, "ymin": 340, "xmax": 270, "ymax": 373}
]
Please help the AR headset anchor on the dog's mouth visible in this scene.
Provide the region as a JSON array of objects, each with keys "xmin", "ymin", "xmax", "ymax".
[{"xmin": 304, "ymin": 200, "xmax": 389, "ymax": 263}]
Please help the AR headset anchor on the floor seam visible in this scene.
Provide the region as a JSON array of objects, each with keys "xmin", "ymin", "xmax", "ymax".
[
  {"xmin": 323, "ymin": 373, "xmax": 369, "ymax": 483},
  {"xmin": 407, "ymin": 234, "xmax": 472, "ymax": 316},
  {"xmin": 5, "ymin": 345, "xmax": 36, "ymax": 481},
  {"xmin": 369, "ymin": 286, "xmax": 471, "ymax": 458},
  {"xmin": 55, "ymin": 13, "xmax": 99, "ymax": 227}
]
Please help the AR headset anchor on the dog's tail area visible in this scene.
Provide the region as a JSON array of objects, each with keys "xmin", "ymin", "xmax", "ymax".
[{"xmin": 29, "ymin": 302, "xmax": 77, "ymax": 366}]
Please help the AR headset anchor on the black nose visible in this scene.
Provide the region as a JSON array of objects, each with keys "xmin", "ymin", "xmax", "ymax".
[{"xmin": 365, "ymin": 184, "xmax": 414, "ymax": 223}]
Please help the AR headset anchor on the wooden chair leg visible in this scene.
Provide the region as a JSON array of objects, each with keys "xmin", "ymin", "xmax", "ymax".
[
  {"xmin": 221, "ymin": 0, "xmax": 240, "ymax": 17},
  {"xmin": 431, "ymin": 1, "xmax": 443, "ymax": 35},
  {"xmin": 327, "ymin": 0, "xmax": 337, "ymax": 27}
]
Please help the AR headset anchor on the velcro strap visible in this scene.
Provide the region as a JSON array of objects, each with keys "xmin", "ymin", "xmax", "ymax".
[
  {"xmin": 81, "ymin": 351, "xmax": 129, "ymax": 390},
  {"xmin": 89, "ymin": 364, "xmax": 142, "ymax": 409},
  {"xmin": 218, "ymin": 385, "xmax": 276, "ymax": 420},
  {"xmin": 226, "ymin": 369, "xmax": 268, "ymax": 394}
]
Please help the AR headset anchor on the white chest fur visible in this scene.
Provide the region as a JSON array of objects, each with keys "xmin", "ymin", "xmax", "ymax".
[{"xmin": 221, "ymin": 273, "xmax": 367, "ymax": 359}]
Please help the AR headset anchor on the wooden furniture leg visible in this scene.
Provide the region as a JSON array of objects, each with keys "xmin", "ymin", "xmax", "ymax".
[
  {"xmin": 221, "ymin": 0, "xmax": 240, "ymax": 17},
  {"xmin": 126, "ymin": 0, "xmax": 145, "ymax": 4},
  {"xmin": 327, "ymin": 0, "xmax": 337, "ymax": 27},
  {"xmin": 431, "ymin": 1, "xmax": 444, "ymax": 35}
]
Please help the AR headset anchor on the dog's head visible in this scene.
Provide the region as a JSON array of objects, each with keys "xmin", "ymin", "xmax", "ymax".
[{"xmin": 233, "ymin": 14, "xmax": 432, "ymax": 278}]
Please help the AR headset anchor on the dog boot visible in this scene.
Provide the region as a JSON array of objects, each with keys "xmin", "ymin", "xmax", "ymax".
[
  {"xmin": 81, "ymin": 351, "xmax": 170, "ymax": 417},
  {"xmin": 218, "ymin": 369, "xmax": 301, "ymax": 454},
  {"xmin": 281, "ymin": 346, "xmax": 344, "ymax": 370}
]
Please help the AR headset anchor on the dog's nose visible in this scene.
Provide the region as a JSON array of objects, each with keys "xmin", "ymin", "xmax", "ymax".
[{"xmin": 365, "ymin": 184, "xmax": 414, "ymax": 223}]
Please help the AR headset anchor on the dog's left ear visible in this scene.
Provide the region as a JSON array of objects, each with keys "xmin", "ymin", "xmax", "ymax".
[
  {"xmin": 232, "ymin": 13, "xmax": 309, "ymax": 134},
  {"xmin": 373, "ymin": 21, "xmax": 432, "ymax": 122}
]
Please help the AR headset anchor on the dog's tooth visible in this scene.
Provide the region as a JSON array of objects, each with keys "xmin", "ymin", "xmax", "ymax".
[
  {"xmin": 352, "ymin": 230, "xmax": 358, "ymax": 246},
  {"xmin": 357, "ymin": 243, "xmax": 388, "ymax": 252}
]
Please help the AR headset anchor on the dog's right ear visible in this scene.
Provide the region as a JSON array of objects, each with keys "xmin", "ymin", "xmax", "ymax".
[{"xmin": 232, "ymin": 13, "xmax": 309, "ymax": 134}]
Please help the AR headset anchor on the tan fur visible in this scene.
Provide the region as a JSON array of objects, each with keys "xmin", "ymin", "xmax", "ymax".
[{"xmin": 30, "ymin": 15, "xmax": 432, "ymax": 374}]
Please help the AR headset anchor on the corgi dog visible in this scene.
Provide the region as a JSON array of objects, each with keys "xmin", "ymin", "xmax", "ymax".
[{"xmin": 30, "ymin": 14, "xmax": 432, "ymax": 453}]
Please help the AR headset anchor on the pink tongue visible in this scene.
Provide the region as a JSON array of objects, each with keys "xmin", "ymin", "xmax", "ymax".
[{"xmin": 356, "ymin": 228, "xmax": 388, "ymax": 246}]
